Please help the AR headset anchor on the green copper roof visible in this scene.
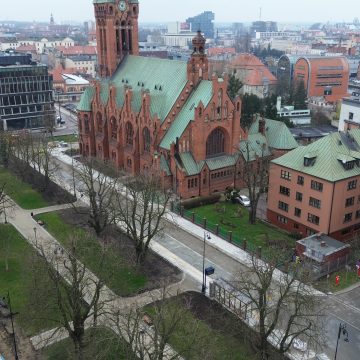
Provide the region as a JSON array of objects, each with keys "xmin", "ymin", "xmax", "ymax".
[
  {"xmin": 249, "ymin": 117, "xmax": 298, "ymax": 150},
  {"xmin": 77, "ymin": 87, "xmax": 95, "ymax": 112},
  {"xmin": 206, "ymin": 155, "xmax": 237, "ymax": 170},
  {"xmin": 272, "ymin": 130, "xmax": 360, "ymax": 182},
  {"xmin": 179, "ymin": 153, "xmax": 199, "ymax": 176},
  {"xmin": 111, "ymin": 55, "xmax": 188, "ymax": 122},
  {"xmin": 239, "ymin": 133, "xmax": 272, "ymax": 162},
  {"xmin": 160, "ymin": 80, "xmax": 213, "ymax": 150},
  {"xmin": 160, "ymin": 155, "xmax": 171, "ymax": 176},
  {"xmin": 178, "ymin": 153, "xmax": 239, "ymax": 176}
]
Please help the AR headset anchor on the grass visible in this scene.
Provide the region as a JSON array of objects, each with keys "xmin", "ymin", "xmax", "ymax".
[
  {"xmin": 35, "ymin": 212, "xmax": 147, "ymax": 296},
  {"xmin": 43, "ymin": 327, "xmax": 130, "ymax": 359},
  {"xmin": 314, "ymin": 267, "xmax": 360, "ymax": 293},
  {"xmin": 52, "ymin": 134, "xmax": 78, "ymax": 143},
  {"xmin": 146, "ymin": 296, "xmax": 260, "ymax": 360},
  {"xmin": 0, "ymin": 224, "xmax": 63, "ymax": 335},
  {"xmin": 192, "ymin": 202, "xmax": 295, "ymax": 251},
  {"xmin": 0, "ymin": 167, "xmax": 48, "ymax": 209}
]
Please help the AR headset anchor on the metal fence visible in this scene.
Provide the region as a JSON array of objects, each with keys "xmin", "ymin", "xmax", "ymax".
[{"xmin": 172, "ymin": 202, "xmax": 291, "ymax": 265}]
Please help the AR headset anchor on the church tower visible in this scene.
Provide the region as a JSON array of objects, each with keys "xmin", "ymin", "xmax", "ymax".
[
  {"xmin": 94, "ymin": 0, "xmax": 139, "ymax": 78},
  {"xmin": 187, "ymin": 30, "xmax": 209, "ymax": 85}
]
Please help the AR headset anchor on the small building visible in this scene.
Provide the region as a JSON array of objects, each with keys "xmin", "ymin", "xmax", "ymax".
[
  {"xmin": 226, "ymin": 53, "xmax": 277, "ymax": 99},
  {"xmin": 338, "ymin": 97, "xmax": 360, "ymax": 131},
  {"xmin": 276, "ymin": 96, "xmax": 311, "ymax": 126},
  {"xmin": 296, "ymin": 233, "xmax": 350, "ymax": 279}
]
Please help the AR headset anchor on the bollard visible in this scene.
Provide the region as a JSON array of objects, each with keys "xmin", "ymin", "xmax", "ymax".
[
  {"xmin": 192, "ymin": 212, "xmax": 195, "ymax": 223},
  {"xmin": 257, "ymin": 246, "xmax": 262, "ymax": 259},
  {"xmin": 243, "ymin": 239, "xmax": 247, "ymax": 251},
  {"xmin": 228, "ymin": 231, "xmax": 232, "ymax": 243}
]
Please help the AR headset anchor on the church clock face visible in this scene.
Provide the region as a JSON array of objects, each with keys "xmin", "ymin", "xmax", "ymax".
[{"xmin": 119, "ymin": 0, "xmax": 127, "ymax": 12}]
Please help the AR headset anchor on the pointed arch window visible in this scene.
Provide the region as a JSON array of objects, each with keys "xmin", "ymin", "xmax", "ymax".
[
  {"xmin": 206, "ymin": 128, "xmax": 225, "ymax": 158},
  {"xmin": 125, "ymin": 122, "xmax": 134, "ymax": 146},
  {"xmin": 143, "ymin": 127, "xmax": 151, "ymax": 153}
]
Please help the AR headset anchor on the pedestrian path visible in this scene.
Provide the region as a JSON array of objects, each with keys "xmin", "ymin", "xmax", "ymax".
[{"xmin": 3, "ymin": 202, "xmax": 186, "ymax": 358}]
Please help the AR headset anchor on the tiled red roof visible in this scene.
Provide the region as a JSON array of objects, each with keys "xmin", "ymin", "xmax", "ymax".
[
  {"xmin": 207, "ymin": 47, "xmax": 235, "ymax": 57},
  {"xmin": 50, "ymin": 66, "xmax": 78, "ymax": 83},
  {"xmin": 55, "ymin": 45, "xmax": 97, "ymax": 56},
  {"xmin": 16, "ymin": 44, "xmax": 37, "ymax": 52},
  {"xmin": 229, "ymin": 53, "xmax": 277, "ymax": 86}
]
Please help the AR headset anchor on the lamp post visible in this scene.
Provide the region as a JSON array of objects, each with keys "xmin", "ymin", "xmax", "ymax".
[
  {"xmin": 33, "ymin": 226, "xmax": 37, "ymax": 248},
  {"xmin": 70, "ymin": 132, "xmax": 76, "ymax": 198},
  {"xmin": 202, "ymin": 231, "xmax": 211, "ymax": 294},
  {"xmin": 334, "ymin": 323, "xmax": 349, "ymax": 360}
]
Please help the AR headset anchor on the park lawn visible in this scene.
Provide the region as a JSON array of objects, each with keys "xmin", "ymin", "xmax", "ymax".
[
  {"xmin": 43, "ymin": 327, "xmax": 131, "ymax": 359},
  {"xmin": 0, "ymin": 224, "xmax": 63, "ymax": 336},
  {"xmin": 0, "ymin": 167, "xmax": 48, "ymax": 209},
  {"xmin": 193, "ymin": 202, "xmax": 295, "ymax": 251},
  {"xmin": 35, "ymin": 212, "xmax": 147, "ymax": 296},
  {"xmin": 52, "ymin": 134, "xmax": 78, "ymax": 143},
  {"xmin": 314, "ymin": 267, "xmax": 360, "ymax": 293}
]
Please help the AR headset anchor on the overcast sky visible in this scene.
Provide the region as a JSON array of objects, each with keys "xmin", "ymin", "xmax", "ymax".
[{"xmin": 1, "ymin": 0, "xmax": 359, "ymax": 24}]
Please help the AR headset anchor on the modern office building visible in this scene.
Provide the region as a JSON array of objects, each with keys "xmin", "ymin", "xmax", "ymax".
[
  {"xmin": 268, "ymin": 129, "xmax": 360, "ymax": 241},
  {"xmin": 186, "ymin": 11, "xmax": 215, "ymax": 39},
  {"xmin": 0, "ymin": 51, "xmax": 55, "ymax": 131},
  {"xmin": 250, "ymin": 21, "xmax": 278, "ymax": 37},
  {"xmin": 293, "ymin": 56, "xmax": 350, "ymax": 103}
]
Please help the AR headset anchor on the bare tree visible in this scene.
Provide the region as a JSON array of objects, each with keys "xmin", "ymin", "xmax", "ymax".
[
  {"xmin": 0, "ymin": 182, "xmax": 12, "ymax": 224},
  {"xmin": 240, "ymin": 135, "xmax": 270, "ymax": 224},
  {"xmin": 76, "ymin": 157, "xmax": 119, "ymax": 235},
  {"xmin": 109, "ymin": 288, "xmax": 204, "ymax": 360},
  {"xmin": 232, "ymin": 255, "xmax": 325, "ymax": 359},
  {"xmin": 30, "ymin": 134, "xmax": 58, "ymax": 190},
  {"xmin": 114, "ymin": 174, "xmax": 172, "ymax": 265},
  {"xmin": 0, "ymin": 130, "xmax": 12, "ymax": 167},
  {"xmin": 43, "ymin": 102, "xmax": 56, "ymax": 136},
  {"xmin": 29, "ymin": 234, "xmax": 112, "ymax": 360}
]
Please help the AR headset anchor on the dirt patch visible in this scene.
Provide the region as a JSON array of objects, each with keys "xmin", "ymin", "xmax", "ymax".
[
  {"xmin": 179, "ymin": 292, "xmax": 286, "ymax": 360},
  {"xmin": 8, "ymin": 157, "xmax": 75, "ymax": 205},
  {"xmin": 57, "ymin": 207, "xmax": 182, "ymax": 293},
  {"xmin": 0, "ymin": 314, "xmax": 40, "ymax": 360}
]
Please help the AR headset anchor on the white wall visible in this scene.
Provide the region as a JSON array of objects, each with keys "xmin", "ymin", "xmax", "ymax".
[{"xmin": 339, "ymin": 100, "xmax": 360, "ymax": 131}]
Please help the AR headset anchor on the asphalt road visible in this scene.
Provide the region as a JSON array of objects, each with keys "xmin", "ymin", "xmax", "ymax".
[
  {"xmin": 51, "ymin": 153, "xmax": 360, "ymax": 360},
  {"xmin": 54, "ymin": 106, "xmax": 78, "ymax": 136}
]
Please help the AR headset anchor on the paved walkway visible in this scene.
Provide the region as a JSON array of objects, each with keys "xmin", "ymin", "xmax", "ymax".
[{"xmin": 3, "ymin": 203, "xmax": 188, "ymax": 358}]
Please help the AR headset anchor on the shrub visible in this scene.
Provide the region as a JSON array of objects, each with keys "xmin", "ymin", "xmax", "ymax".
[{"xmin": 181, "ymin": 193, "xmax": 221, "ymax": 210}]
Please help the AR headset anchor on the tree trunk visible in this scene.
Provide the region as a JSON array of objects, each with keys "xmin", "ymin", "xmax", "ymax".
[
  {"xmin": 249, "ymin": 206, "xmax": 257, "ymax": 225},
  {"xmin": 74, "ymin": 339, "xmax": 84, "ymax": 360}
]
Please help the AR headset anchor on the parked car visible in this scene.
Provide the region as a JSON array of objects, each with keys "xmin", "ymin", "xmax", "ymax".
[
  {"xmin": 56, "ymin": 116, "xmax": 65, "ymax": 125},
  {"xmin": 235, "ymin": 195, "xmax": 251, "ymax": 207}
]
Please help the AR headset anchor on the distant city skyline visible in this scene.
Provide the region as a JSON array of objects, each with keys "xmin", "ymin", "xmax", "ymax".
[{"xmin": 0, "ymin": 0, "xmax": 359, "ymax": 24}]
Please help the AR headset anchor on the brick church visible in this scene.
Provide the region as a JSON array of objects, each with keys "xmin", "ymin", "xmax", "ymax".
[{"xmin": 77, "ymin": 0, "xmax": 297, "ymax": 199}]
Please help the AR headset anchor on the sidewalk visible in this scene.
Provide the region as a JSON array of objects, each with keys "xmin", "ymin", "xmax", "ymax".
[{"xmin": 4, "ymin": 203, "xmax": 186, "ymax": 358}]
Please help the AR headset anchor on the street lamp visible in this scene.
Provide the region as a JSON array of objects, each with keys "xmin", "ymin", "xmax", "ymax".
[
  {"xmin": 33, "ymin": 226, "xmax": 37, "ymax": 247},
  {"xmin": 334, "ymin": 323, "xmax": 349, "ymax": 360},
  {"xmin": 202, "ymin": 231, "xmax": 211, "ymax": 294}
]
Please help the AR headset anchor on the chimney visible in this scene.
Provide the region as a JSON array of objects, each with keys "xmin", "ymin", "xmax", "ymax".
[
  {"xmin": 259, "ymin": 116, "xmax": 266, "ymax": 135},
  {"xmin": 320, "ymin": 241, "xmax": 327, "ymax": 247}
]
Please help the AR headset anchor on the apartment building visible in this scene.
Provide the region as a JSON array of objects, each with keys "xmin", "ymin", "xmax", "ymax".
[{"xmin": 268, "ymin": 129, "xmax": 360, "ymax": 241}]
